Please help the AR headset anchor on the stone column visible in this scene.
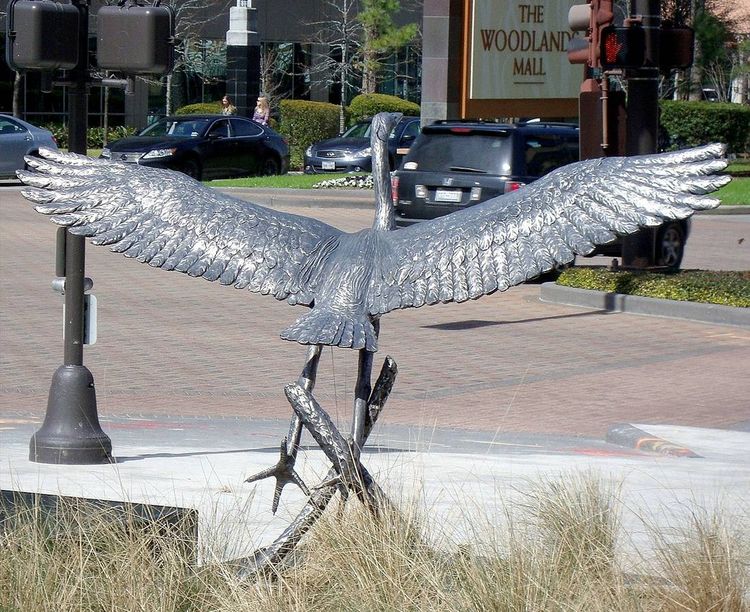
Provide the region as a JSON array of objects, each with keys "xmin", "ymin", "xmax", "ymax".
[
  {"xmin": 420, "ymin": 0, "xmax": 465, "ymax": 126},
  {"xmin": 226, "ymin": 0, "xmax": 261, "ymax": 117}
]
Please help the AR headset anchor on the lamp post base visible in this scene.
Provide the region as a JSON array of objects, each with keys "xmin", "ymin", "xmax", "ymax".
[{"xmin": 30, "ymin": 365, "xmax": 112, "ymax": 464}]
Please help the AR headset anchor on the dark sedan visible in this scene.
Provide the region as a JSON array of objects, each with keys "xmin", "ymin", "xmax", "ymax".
[
  {"xmin": 101, "ymin": 114, "xmax": 289, "ymax": 181},
  {"xmin": 304, "ymin": 116, "xmax": 420, "ymax": 174}
]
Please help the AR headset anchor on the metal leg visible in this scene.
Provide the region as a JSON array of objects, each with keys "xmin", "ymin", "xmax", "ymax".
[
  {"xmin": 245, "ymin": 344, "xmax": 322, "ymax": 513},
  {"xmin": 351, "ymin": 348, "xmax": 374, "ymax": 457},
  {"xmin": 287, "ymin": 344, "xmax": 323, "ymax": 456}
]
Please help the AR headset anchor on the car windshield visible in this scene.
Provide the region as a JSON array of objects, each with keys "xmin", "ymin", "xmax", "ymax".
[
  {"xmin": 341, "ymin": 122, "xmax": 371, "ymax": 138},
  {"xmin": 138, "ymin": 118, "xmax": 212, "ymax": 138},
  {"xmin": 405, "ymin": 132, "xmax": 511, "ymax": 174}
]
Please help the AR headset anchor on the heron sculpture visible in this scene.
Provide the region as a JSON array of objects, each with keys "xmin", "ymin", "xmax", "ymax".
[{"xmin": 18, "ymin": 113, "xmax": 729, "ymax": 573}]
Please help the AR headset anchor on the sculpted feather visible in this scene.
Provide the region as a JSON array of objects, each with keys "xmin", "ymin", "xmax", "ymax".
[{"xmin": 18, "ymin": 114, "xmax": 730, "ymax": 352}]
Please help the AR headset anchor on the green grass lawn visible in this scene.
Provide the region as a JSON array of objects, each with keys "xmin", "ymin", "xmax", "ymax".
[
  {"xmin": 207, "ymin": 172, "xmax": 749, "ymax": 206},
  {"xmin": 727, "ymin": 159, "xmax": 750, "ymax": 175},
  {"xmin": 206, "ymin": 173, "xmax": 365, "ymax": 189},
  {"xmin": 86, "ymin": 153, "xmax": 747, "ymax": 207},
  {"xmin": 716, "ymin": 176, "xmax": 749, "ymax": 206}
]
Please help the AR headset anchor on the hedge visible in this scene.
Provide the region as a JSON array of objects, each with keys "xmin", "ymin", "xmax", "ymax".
[
  {"xmin": 348, "ymin": 93, "xmax": 420, "ymax": 124},
  {"xmin": 41, "ymin": 124, "xmax": 137, "ymax": 150},
  {"xmin": 175, "ymin": 101, "xmax": 223, "ymax": 115},
  {"xmin": 660, "ymin": 101, "xmax": 750, "ymax": 155},
  {"xmin": 277, "ymin": 100, "xmax": 341, "ymax": 169},
  {"xmin": 557, "ymin": 267, "xmax": 750, "ymax": 308}
]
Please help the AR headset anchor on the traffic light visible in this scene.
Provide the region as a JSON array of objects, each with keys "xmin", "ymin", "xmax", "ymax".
[
  {"xmin": 96, "ymin": 3, "xmax": 175, "ymax": 75},
  {"xmin": 599, "ymin": 25, "xmax": 646, "ymax": 70},
  {"xmin": 5, "ymin": 0, "xmax": 80, "ymax": 71},
  {"xmin": 567, "ymin": 0, "xmax": 615, "ymax": 68}
]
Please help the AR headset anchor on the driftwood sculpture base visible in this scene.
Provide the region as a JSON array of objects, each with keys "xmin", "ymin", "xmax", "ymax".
[{"xmin": 235, "ymin": 354, "xmax": 398, "ymax": 579}]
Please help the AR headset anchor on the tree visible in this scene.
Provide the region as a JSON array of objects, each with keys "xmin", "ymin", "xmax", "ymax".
[
  {"xmin": 693, "ymin": 3, "xmax": 735, "ymax": 100},
  {"xmin": 358, "ymin": 0, "xmax": 418, "ymax": 94},
  {"xmin": 164, "ymin": 0, "xmax": 234, "ymax": 114},
  {"xmin": 308, "ymin": 0, "xmax": 364, "ymax": 131}
]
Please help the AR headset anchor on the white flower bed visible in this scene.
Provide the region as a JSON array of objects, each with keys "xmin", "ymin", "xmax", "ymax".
[{"xmin": 312, "ymin": 175, "xmax": 374, "ymax": 190}]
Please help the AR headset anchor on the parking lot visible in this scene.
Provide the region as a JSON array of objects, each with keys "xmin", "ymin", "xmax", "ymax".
[{"xmin": 1, "ymin": 185, "xmax": 748, "ymax": 439}]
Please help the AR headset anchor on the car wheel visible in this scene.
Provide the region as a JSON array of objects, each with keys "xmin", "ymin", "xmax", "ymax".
[
  {"xmin": 655, "ymin": 222, "xmax": 685, "ymax": 270},
  {"xmin": 262, "ymin": 157, "xmax": 279, "ymax": 176},
  {"xmin": 181, "ymin": 159, "xmax": 202, "ymax": 181}
]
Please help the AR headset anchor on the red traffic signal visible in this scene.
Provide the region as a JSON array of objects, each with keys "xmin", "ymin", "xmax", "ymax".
[
  {"xmin": 599, "ymin": 25, "xmax": 645, "ymax": 70},
  {"xmin": 567, "ymin": 0, "xmax": 616, "ymax": 68}
]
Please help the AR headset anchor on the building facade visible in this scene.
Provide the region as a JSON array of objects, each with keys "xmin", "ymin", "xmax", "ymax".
[{"xmin": 0, "ymin": 0, "xmax": 421, "ymax": 127}]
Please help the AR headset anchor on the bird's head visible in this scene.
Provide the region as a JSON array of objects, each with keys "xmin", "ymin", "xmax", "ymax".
[
  {"xmin": 370, "ymin": 112, "xmax": 403, "ymax": 232},
  {"xmin": 371, "ymin": 112, "xmax": 403, "ymax": 146}
]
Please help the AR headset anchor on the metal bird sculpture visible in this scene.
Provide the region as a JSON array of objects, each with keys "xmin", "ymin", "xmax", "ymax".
[{"xmin": 18, "ymin": 113, "xmax": 730, "ymax": 572}]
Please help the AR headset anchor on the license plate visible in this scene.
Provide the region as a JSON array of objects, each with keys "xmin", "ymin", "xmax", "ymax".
[
  {"xmin": 322, "ymin": 160, "xmax": 336, "ymax": 170},
  {"xmin": 434, "ymin": 189, "xmax": 462, "ymax": 203}
]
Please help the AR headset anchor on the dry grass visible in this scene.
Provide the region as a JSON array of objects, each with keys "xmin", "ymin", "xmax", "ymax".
[{"xmin": 1, "ymin": 475, "xmax": 747, "ymax": 611}]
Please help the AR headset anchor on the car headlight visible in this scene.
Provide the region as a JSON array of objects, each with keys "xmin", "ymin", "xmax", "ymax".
[
  {"xmin": 143, "ymin": 148, "xmax": 176, "ymax": 159},
  {"xmin": 100, "ymin": 148, "xmax": 111, "ymax": 159},
  {"xmin": 351, "ymin": 146, "xmax": 371, "ymax": 159},
  {"xmin": 305, "ymin": 145, "xmax": 313, "ymax": 157}
]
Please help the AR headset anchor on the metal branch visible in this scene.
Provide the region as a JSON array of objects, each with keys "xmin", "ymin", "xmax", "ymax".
[{"xmin": 285, "ymin": 383, "xmax": 366, "ymax": 501}]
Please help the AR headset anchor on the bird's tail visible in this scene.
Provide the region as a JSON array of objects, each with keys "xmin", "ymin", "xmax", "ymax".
[{"xmin": 281, "ymin": 308, "xmax": 378, "ymax": 352}]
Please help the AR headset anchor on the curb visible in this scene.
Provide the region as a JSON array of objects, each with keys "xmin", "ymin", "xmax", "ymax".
[
  {"xmin": 540, "ymin": 282, "xmax": 750, "ymax": 329},
  {"xmin": 606, "ymin": 423, "xmax": 701, "ymax": 457}
]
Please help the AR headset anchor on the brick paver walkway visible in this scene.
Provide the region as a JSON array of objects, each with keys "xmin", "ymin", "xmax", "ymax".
[{"xmin": 1, "ymin": 187, "xmax": 748, "ymax": 438}]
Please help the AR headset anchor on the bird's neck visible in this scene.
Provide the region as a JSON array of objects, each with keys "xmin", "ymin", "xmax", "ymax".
[{"xmin": 371, "ymin": 127, "xmax": 394, "ymax": 232}]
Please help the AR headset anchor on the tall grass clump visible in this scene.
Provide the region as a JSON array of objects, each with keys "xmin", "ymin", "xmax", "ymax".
[
  {"xmin": 0, "ymin": 498, "xmax": 207, "ymax": 611},
  {"xmin": 648, "ymin": 509, "xmax": 749, "ymax": 611},
  {"xmin": 1, "ymin": 475, "xmax": 748, "ymax": 611}
]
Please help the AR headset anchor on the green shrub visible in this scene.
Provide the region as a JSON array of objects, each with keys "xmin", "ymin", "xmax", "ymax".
[
  {"xmin": 348, "ymin": 93, "xmax": 420, "ymax": 124},
  {"xmin": 660, "ymin": 101, "xmax": 750, "ymax": 155},
  {"xmin": 41, "ymin": 124, "xmax": 137, "ymax": 150},
  {"xmin": 175, "ymin": 101, "xmax": 222, "ymax": 115},
  {"xmin": 88, "ymin": 125, "xmax": 137, "ymax": 148},
  {"xmin": 277, "ymin": 99, "xmax": 341, "ymax": 169},
  {"xmin": 42, "ymin": 123, "xmax": 69, "ymax": 149},
  {"xmin": 557, "ymin": 267, "xmax": 750, "ymax": 308}
]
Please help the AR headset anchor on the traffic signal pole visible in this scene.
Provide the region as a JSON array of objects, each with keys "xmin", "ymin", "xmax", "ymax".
[
  {"xmin": 29, "ymin": 0, "xmax": 113, "ymax": 464},
  {"xmin": 621, "ymin": 0, "xmax": 661, "ymax": 268}
]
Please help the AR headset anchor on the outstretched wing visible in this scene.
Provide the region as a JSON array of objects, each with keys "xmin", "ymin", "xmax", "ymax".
[
  {"xmin": 370, "ymin": 144, "xmax": 729, "ymax": 314},
  {"xmin": 18, "ymin": 149, "xmax": 343, "ymax": 304}
]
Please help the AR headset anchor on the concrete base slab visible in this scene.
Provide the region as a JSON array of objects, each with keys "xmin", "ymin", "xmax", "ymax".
[{"xmin": 2, "ymin": 419, "xmax": 748, "ymax": 569}]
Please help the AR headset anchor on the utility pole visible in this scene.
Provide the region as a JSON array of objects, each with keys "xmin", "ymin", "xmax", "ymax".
[{"xmin": 621, "ymin": 0, "xmax": 661, "ymax": 268}]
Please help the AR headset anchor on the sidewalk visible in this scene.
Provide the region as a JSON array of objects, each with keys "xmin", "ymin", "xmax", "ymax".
[{"xmin": 2, "ymin": 187, "xmax": 749, "ymax": 437}]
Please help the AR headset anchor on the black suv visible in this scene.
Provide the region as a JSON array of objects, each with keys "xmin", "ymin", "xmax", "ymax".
[
  {"xmin": 392, "ymin": 120, "xmax": 579, "ymax": 226},
  {"xmin": 393, "ymin": 120, "xmax": 691, "ymax": 270}
]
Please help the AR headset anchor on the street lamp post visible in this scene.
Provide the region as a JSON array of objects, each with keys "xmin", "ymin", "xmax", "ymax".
[{"xmin": 29, "ymin": 0, "xmax": 113, "ymax": 464}]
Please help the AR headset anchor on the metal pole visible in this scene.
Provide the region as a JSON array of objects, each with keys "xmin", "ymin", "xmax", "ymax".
[
  {"xmin": 621, "ymin": 0, "xmax": 661, "ymax": 268},
  {"xmin": 29, "ymin": 0, "xmax": 112, "ymax": 464}
]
